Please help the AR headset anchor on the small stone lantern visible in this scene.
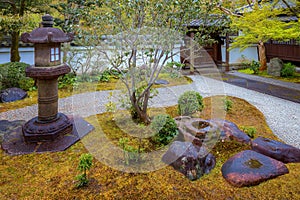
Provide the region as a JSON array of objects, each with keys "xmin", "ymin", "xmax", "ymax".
[{"xmin": 20, "ymin": 14, "xmax": 74, "ymax": 142}]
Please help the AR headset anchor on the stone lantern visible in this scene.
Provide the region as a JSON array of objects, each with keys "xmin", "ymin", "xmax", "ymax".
[
  {"xmin": 2, "ymin": 14, "xmax": 93, "ymax": 155},
  {"xmin": 20, "ymin": 14, "xmax": 74, "ymax": 142}
]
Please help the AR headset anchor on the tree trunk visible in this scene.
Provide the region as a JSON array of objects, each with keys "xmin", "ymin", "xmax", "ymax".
[
  {"xmin": 258, "ymin": 41, "xmax": 267, "ymax": 71},
  {"xmin": 11, "ymin": 31, "xmax": 21, "ymax": 62}
]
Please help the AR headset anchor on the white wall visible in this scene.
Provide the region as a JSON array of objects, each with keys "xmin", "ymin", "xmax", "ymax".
[
  {"xmin": 221, "ymin": 44, "xmax": 258, "ymax": 65},
  {"xmin": 0, "ymin": 47, "xmax": 34, "ymax": 64}
]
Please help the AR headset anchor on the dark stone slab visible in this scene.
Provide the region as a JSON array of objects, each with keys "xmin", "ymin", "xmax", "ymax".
[
  {"xmin": 162, "ymin": 141, "xmax": 216, "ymax": 181},
  {"xmin": 154, "ymin": 79, "xmax": 169, "ymax": 85},
  {"xmin": 209, "ymin": 119, "xmax": 251, "ymax": 145},
  {"xmin": 221, "ymin": 150, "xmax": 289, "ymax": 187},
  {"xmin": 0, "ymin": 88, "xmax": 27, "ymax": 103},
  {"xmin": 1, "ymin": 116, "xmax": 94, "ymax": 155},
  {"xmin": 0, "ymin": 120, "xmax": 26, "ymax": 144},
  {"xmin": 252, "ymin": 137, "xmax": 300, "ymax": 163}
]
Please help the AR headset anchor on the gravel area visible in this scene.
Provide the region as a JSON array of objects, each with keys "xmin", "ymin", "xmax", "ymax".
[{"xmin": 0, "ymin": 75, "xmax": 299, "ymax": 148}]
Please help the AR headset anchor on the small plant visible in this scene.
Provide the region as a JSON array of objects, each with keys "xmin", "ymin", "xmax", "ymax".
[
  {"xmin": 281, "ymin": 62, "xmax": 296, "ymax": 77},
  {"xmin": 241, "ymin": 126, "xmax": 257, "ymax": 138},
  {"xmin": 98, "ymin": 70, "xmax": 111, "ymax": 82},
  {"xmin": 75, "ymin": 153, "xmax": 93, "ymax": 188},
  {"xmin": 105, "ymin": 92, "xmax": 117, "ymax": 113},
  {"xmin": 178, "ymin": 91, "xmax": 204, "ymax": 116},
  {"xmin": 249, "ymin": 60, "xmax": 260, "ymax": 74},
  {"xmin": 222, "ymin": 97, "xmax": 233, "ymax": 112},
  {"xmin": 151, "ymin": 114, "xmax": 178, "ymax": 146},
  {"xmin": 58, "ymin": 73, "xmax": 78, "ymax": 89},
  {"xmin": 119, "ymin": 138, "xmax": 144, "ymax": 165}
]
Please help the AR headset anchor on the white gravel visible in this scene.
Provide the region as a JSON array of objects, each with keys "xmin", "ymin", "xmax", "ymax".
[{"xmin": 1, "ymin": 75, "xmax": 299, "ymax": 148}]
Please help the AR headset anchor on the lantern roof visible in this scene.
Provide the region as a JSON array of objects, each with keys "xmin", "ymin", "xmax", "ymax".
[{"xmin": 21, "ymin": 14, "xmax": 74, "ymax": 44}]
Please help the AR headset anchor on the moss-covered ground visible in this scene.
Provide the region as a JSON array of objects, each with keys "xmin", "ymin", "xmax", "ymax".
[
  {"xmin": 1, "ymin": 96, "xmax": 299, "ymax": 199},
  {"xmin": 238, "ymin": 68, "xmax": 300, "ymax": 84}
]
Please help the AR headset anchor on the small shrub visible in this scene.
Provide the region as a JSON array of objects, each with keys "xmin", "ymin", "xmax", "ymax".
[
  {"xmin": 58, "ymin": 73, "xmax": 78, "ymax": 89},
  {"xmin": 249, "ymin": 60, "xmax": 260, "ymax": 74},
  {"xmin": 178, "ymin": 91, "xmax": 204, "ymax": 116},
  {"xmin": 281, "ymin": 62, "xmax": 296, "ymax": 77},
  {"xmin": 241, "ymin": 126, "xmax": 257, "ymax": 138},
  {"xmin": 222, "ymin": 97, "xmax": 233, "ymax": 112},
  {"xmin": 0, "ymin": 62, "xmax": 34, "ymax": 90},
  {"xmin": 151, "ymin": 114, "xmax": 178, "ymax": 146},
  {"xmin": 119, "ymin": 138, "xmax": 144, "ymax": 165},
  {"xmin": 75, "ymin": 153, "xmax": 93, "ymax": 188},
  {"xmin": 98, "ymin": 70, "xmax": 111, "ymax": 82}
]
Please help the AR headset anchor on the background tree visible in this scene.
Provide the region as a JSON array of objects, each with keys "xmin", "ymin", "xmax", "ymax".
[
  {"xmin": 229, "ymin": 1, "xmax": 300, "ymax": 70},
  {"xmin": 0, "ymin": 0, "xmax": 50, "ymax": 62},
  {"xmin": 89, "ymin": 0, "xmax": 221, "ymax": 124}
]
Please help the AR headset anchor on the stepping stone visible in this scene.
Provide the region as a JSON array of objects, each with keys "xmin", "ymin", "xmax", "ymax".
[
  {"xmin": 252, "ymin": 137, "xmax": 300, "ymax": 163},
  {"xmin": 0, "ymin": 120, "xmax": 25, "ymax": 144},
  {"xmin": 0, "ymin": 87, "xmax": 27, "ymax": 103},
  {"xmin": 221, "ymin": 150, "xmax": 288, "ymax": 187},
  {"xmin": 162, "ymin": 141, "xmax": 216, "ymax": 181},
  {"xmin": 209, "ymin": 119, "xmax": 251, "ymax": 145}
]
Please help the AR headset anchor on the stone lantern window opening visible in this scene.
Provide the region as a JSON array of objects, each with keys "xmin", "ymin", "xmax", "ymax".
[{"xmin": 50, "ymin": 46, "xmax": 60, "ymax": 62}]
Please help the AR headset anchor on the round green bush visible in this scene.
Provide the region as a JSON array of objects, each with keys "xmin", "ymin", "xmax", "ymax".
[
  {"xmin": 178, "ymin": 91, "xmax": 204, "ymax": 116},
  {"xmin": 281, "ymin": 62, "xmax": 296, "ymax": 77},
  {"xmin": 0, "ymin": 62, "xmax": 34, "ymax": 91},
  {"xmin": 151, "ymin": 114, "xmax": 178, "ymax": 146}
]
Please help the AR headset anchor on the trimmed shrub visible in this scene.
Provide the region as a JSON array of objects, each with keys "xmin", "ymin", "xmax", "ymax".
[
  {"xmin": 151, "ymin": 114, "xmax": 178, "ymax": 146},
  {"xmin": 281, "ymin": 62, "xmax": 296, "ymax": 77},
  {"xmin": 0, "ymin": 62, "xmax": 34, "ymax": 90},
  {"xmin": 249, "ymin": 60, "xmax": 260, "ymax": 74},
  {"xmin": 178, "ymin": 91, "xmax": 204, "ymax": 116}
]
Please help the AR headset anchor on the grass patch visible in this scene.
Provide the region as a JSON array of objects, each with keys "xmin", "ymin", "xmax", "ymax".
[
  {"xmin": 238, "ymin": 68, "xmax": 300, "ymax": 84},
  {"xmin": 1, "ymin": 96, "xmax": 299, "ymax": 199}
]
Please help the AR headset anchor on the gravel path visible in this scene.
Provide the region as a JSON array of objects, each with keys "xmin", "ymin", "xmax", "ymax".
[{"xmin": 1, "ymin": 75, "xmax": 299, "ymax": 148}]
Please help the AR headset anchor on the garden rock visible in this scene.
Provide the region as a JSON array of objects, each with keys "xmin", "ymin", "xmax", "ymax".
[
  {"xmin": 0, "ymin": 120, "xmax": 25, "ymax": 144},
  {"xmin": 0, "ymin": 87, "xmax": 27, "ymax": 103},
  {"xmin": 162, "ymin": 141, "xmax": 216, "ymax": 181},
  {"xmin": 175, "ymin": 117, "xmax": 220, "ymax": 147},
  {"xmin": 268, "ymin": 58, "xmax": 283, "ymax": 77},
  {"xmin": 221, "ymin": 150, "xmax": 288, "ymax": 187},
  {"xmin": 252, "ymin": 137, "xmax": 300, "ymax": 163},
  {"xmin": 154, "ymin": 79, "xmax": 169, "ymax": 85},
  {"xmin": 209, "ymin": 119, "xmax": 251, "ymax": 145}
]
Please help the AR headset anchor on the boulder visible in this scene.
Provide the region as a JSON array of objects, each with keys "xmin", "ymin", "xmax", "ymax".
[
  {"xmin": 162, "ymin": 141, "xmax": 216, "ymax": 181},
  {"xmin": 252, "ymin": 137, "xmax": 300, "ymax": 163},
  {"xmin": 268, "ymin": 58, "xmax": 283, "ymax": 77},
  {"xmin": 0, "ymin": 87, "xmax": 27, "ymax": 103},
  {"xmin": 175, "ymin": 117, "xmax": 220, "ymax": 147},
  {"xmin": 209, "ymin": 119, "xmax": 251, "ymax": 145},
  {"xmin": 221, "ymin": 150, "xmax": 288, "ymax": 187}
]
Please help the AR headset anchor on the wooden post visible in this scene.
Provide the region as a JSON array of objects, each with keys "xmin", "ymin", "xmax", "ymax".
[{"xmin": 225, "ymin": 32, "xmax": 230, "ymax": 72}]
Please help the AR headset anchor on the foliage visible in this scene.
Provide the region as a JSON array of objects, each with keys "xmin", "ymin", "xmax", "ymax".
[
  {"xmin": 58, "ymin": 73, "xmax": 78, "ymax": 89},
  {"xmin": 0, "ymin": 62, "xmax": 34, "ymax": 91},
  {"xmin": 98, "ymin": 70, "xmax": 111, "ymax": 82},
  {"xmin": 240, "ymin": 126, "xmax": 257, "ymax": 138},
  {"xmin": 281, "ymin": 62, "xmax": 296, "ymax": 77},
  {"xmin": 118, "ymin": 138, "xmax": 144, "ymax": 165},
  {"xmin": 75, "ymin": 153, "xmax": 93, "ymax": 188},
  {"xmin": 249, "ymin": 60, "xmax": 260, "ymax": 75},
  {"xmin": 178, "ymin": 91, "xmax": 204, "ymax": 116},
  {"xmin": 150, "ymin": 114, "xmax": 178, "ymax": 146},
  {"xmin": 0, "ymin": 0, "xmax": 51, "ymax": 61},
  {"xmin": 222, "ymin": 97, "xmax": 233, "ymax": 112}
]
